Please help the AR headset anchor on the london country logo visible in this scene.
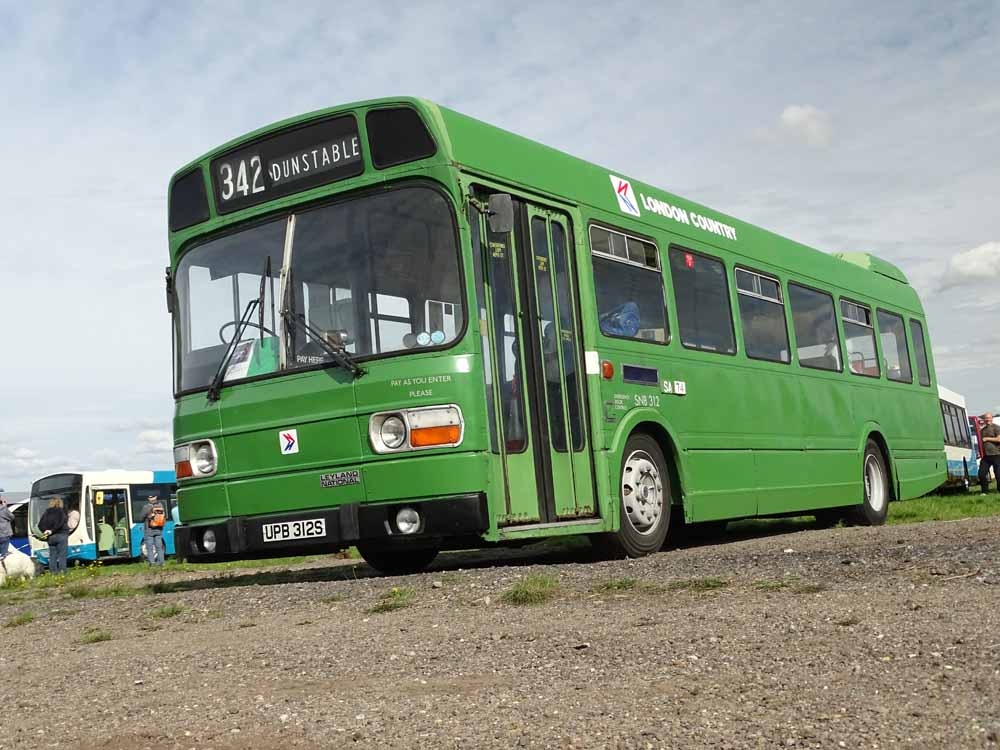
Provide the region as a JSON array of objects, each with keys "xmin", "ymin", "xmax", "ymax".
[{"xmin": 609, "ymin": 175, "xmax": 641, "ymax": 217}]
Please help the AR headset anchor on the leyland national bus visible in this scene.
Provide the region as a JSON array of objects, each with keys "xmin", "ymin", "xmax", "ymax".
[
  {"xmin": 938, "ymin": 385, "xmax": 975, "ymax": 490},
  {"xmin": 28, "ymin": 471, "xmax": 178, "ymax": 565},
  {"xmin": 165, "ymin": 97, "xmax": 945, "ymax": 573}
]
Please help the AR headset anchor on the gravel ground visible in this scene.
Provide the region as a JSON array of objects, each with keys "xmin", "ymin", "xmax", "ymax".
[{"xmin": 2, "ymin": 516, "xmax": 1000, "ymax": 749}]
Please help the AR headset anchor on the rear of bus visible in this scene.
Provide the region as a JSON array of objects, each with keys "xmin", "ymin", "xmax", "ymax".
[{"xmin": 167, "ymin": 101, "xmax": 488, "ymax": 570}]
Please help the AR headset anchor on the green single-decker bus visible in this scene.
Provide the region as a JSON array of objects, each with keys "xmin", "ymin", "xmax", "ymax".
[{"xmin": 166, "ymin": 97, "xmax": 946, "ymax": 573}]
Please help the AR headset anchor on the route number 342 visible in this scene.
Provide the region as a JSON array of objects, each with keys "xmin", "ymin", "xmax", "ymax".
[
  {"xmin": 634, "ymin": 393, "xmax": 661, "ymax": 408},
  {"xmin": 219, "ymin": 156, "xmax": 265, "ymax": 201}
]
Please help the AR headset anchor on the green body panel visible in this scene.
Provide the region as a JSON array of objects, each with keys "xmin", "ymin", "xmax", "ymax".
[{"xmin": 169, "ymin": 96, "xmax": 945, "ymax": 549}]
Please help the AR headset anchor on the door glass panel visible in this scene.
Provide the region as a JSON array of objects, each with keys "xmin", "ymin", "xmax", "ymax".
[
  {"xmin": 531, "ymin": 217, "xmax": 568, "ymax": 452},
  {"xmin": 488, "ymin": 227, "xmax": 526, "ymax": 452},
  {"xmin": 551, "ymin": 222, "xmax": 584, "ymax": 451},
  {"xmin": 469, "ymin": 205, "xmax": 498, "ymax": 453}
]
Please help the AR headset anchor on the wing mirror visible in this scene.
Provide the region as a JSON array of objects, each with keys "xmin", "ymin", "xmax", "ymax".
[{"xmin": 487, "ymin": 194, "xmax": 514, "ymax": 234}]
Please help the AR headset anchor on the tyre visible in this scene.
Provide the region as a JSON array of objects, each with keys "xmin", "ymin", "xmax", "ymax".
[
  {"xmin": 357, "ymin": 543, "xmax": 439, "ymax": 576},
  {"xmin": 593, "ymin": 433, "xmax": 671, "ymax": 557},
  {"xmin": 848, "ymin": 440, "xmax": 890, "ymax": 526}
]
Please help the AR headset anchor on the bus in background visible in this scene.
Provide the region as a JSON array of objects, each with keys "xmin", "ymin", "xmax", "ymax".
[
  {"xmin": 165, "ymin": 97, "xmax": 945, "ymax": 573},
  {"xmin": 938, "ymin": 385, "xmax": 975, "ymax": 491},
  {"xmin": 28, "ymin": 471, "xmax": 178, "ymax": 565},
  {"xmin": 2, "ymin": 492, "xmax": 31, "ymax": 555}
]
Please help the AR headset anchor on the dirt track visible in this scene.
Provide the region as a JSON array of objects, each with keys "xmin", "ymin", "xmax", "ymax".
[{"xmin": 2, "ymin": 515, "xmax": 1000, "ymax": 749}]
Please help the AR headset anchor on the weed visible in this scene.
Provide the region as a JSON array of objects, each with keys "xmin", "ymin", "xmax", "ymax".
[
  {"xmin": 595, "ymin": 578, "xmax": 638, "ymax": 592},
  {"xmin": 836, "ymin": 615, "xmax": 861, "ymax": 627},
  {"xmin": 4, "ymin": 611, "xmax": 35, "ymax": 628},
  {"xmin": 80, "ymin": 628, "xmax": 112, "ymax": 644},
  {"xmin": 668, "ymin": 577, "xmax": 727, "ymax": 592},
  {"xmin": 66, "ymin": 582, "xmax": 139, "ymax": 600},
  {"xmin": 320, "ymin": 594, "xmax": 346, "ymax": 604},
  {"xmin": 501, "ymin": 575, "xmax": 559, "ymax": 606},
  {"xmin": 151, "ymin": 604, "xmax": 185, "ymax": 619},
  {"xmin": 368, "ymin": 586, "xmax": 415, "ymax": 614}
]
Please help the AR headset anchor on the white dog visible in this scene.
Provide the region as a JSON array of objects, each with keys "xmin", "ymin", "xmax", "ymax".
[{"xmin": 0, "ymin": 547, "xmax": 37, "ymax": 585}]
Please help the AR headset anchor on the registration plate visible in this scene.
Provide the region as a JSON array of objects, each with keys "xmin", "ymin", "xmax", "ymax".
[{"xmin": 262, "ymin": 518, "xmax": 326, "ymax": 543}]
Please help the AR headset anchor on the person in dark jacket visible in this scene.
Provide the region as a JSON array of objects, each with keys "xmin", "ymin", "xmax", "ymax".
[
  {"xmin": 0, "ymin": 494, "xmax": 15, "ymax": 560},
  {"xmin": 38, "ymin": 497, "xmax": 70, "ymax": 574}
]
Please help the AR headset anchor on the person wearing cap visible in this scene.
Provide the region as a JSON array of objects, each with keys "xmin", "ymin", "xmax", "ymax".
[
  {"xmin": 979, "ymin": 413, "xmax": 1000, "ymax": 494},
  {"xmin": 0, "ymin": 491, "xmax": 15, "ymax": 561},
  {"xmin": 139, "ymin": 494, "xmax": 166, "ymax": 567}
]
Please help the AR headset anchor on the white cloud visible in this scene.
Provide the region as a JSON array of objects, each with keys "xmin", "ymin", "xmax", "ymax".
[
  {"xmin": 754, "ymin": 105, "xmax": 832, "ymax": 146},
  {"xmin": 136, "ymin": 430, "xmax": 173, "ymax": 455},
  {"xmin": 940, "ymin": 241, "xmax": 1000, "ymax": 290},
  {"xmin": 779, "ymin": 105, "xmax": 833, "ymax": 146}
]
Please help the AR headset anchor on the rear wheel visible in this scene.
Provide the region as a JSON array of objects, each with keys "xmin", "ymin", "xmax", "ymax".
[
  {"xmin": 848, "ymin": 440, "xmax": 890, "ymax": 526},
  {"xmin": 357, "ymin": 543, "xmax": 439, "ymax": 576},
  {"xmin": 593, "ymin": 433, "xmax": 671, "ymax": 557}
]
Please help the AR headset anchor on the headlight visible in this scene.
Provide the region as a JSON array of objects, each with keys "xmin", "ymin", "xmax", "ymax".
[
  {"xmin": 369, "ymin": 405, "xmax": 464, "ymax": 454},
  {"xmin": 175, "ymin": 440, "xmax": 217, "ymax": 479},
  {"xmin": 380, "ymin": 416, "xmax": 407, "ymax": 449},
  {"xmin": 194, "ymin": 443, "xmax": 216, "ymax": 474},
  {"xmin": 395, "ymin": 507, "xmax": 421, "ymax": 534},
  {"xmin": 202, "ymin": 529, "xmax": 217, "ymax": 554}
]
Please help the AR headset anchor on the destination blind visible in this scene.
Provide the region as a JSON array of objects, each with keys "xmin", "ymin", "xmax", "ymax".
[{"xmin": 210, "ymin": 114, "xmax": 364, "ymax": 214}]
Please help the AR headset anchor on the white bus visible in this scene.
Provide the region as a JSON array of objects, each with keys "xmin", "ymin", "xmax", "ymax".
[
  {"xmin": 938, "ymin": 385, "xmax": 975, "ymax": 491},
  {"xmin": 27, "ymin": 471, "xmax": 178, "ymax": 565}
]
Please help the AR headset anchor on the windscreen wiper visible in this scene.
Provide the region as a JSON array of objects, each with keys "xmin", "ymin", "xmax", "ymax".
[
  {"xmin": 281, "ymin": 309, "xmax": 365, "ymax": 379},
  {"xmin": 206, "ymin": 258, "xmax": 270, "ymax": 402}
]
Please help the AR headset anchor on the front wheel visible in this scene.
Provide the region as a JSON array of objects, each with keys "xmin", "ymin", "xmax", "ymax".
[
  {"xmin": 848, "ymin": 440, "xmax": 890, "ymax": 526},
  {"xmin": 593, "ymin": 433, "xmax": 671, "ymax": 557},
  {"xmin": 357, "ymin": 543, "xmax": 439, "ymax": 576}
]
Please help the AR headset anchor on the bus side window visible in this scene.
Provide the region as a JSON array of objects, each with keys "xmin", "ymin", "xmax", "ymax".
[
  {"xmin": 589, "ymin": 225, "xmax": 667, "ymax": 344},
  {"xmin": 788, "ymin": 283, "xmax": 841, "ymax": 371},
  {"xmin": 876, "ymin": 309, "xmax": 912, "ymax": 383},
  {"xmin": 909, "ymin": 318, "xmax": 931, "ymax": 386},
  {"xmin": 734, "ymin": 267, "xmax": 789, "ymax": 363},
  {"xmin": 840, "ymin": 299, "xmax": 880, "ymax": 378},
  {"xmin": 669, "ymin": 247, "xmax": 735, "ymax": 354}
]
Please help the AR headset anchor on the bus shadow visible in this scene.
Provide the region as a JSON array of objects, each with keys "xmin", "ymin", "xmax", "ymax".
[{"xmin": 147, "ymin": 517, "xmax": 831, "ymax": 593}]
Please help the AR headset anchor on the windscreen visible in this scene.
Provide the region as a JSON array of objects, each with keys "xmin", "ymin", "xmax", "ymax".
[
  {"xmin": 173, "ymin": 185, "xmax": 463, "ymax": 392},
  {"xmin": 28, "ymin": 474, "xmax": 82, "ymax": 534}
]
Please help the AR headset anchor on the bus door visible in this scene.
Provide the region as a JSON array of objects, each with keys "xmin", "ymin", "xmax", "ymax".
[
  {"xmin": 475, "ymin": 194, "xmax": 594, "ymax": 524},
  {"xmin": 89, "ymin": 485, "xmax": 132, "ymax": 558}
]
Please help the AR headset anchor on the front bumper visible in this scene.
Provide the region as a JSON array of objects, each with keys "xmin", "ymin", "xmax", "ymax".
[{"xmin": 174, "ymin": 493, "xmax": 489, "ymax": 561}]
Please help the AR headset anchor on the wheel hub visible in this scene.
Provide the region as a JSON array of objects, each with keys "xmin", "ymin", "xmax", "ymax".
[{"xmin": 622, "ymin": 450, "xmax": 663, "ymax": 535}]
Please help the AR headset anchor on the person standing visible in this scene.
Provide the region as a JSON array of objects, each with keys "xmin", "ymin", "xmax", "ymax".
[
  {"xmin": 0, "ymin": 494, "xmax": 15, "ymax": 561},
  {"xmin": 979, "ymin": 413, "xmax": 1000, "ymax": 494},
  {"xmin": 38, "ymin": 497, "xmax": 70, "ymax": 574},
  {"xmin": 140, "ymin": 494, "xmax": 166, "ymax": 566}
]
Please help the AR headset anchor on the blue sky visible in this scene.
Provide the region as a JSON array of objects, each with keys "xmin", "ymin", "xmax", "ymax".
[{"xmin": 1, "ymin": 1, "xmax": 998, "ymax": 489}]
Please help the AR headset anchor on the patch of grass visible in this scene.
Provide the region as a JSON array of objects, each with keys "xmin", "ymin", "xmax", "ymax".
[
  {"xmin": 4, "ymin": 611, "xmax": 35, "ymax": 628},
  {"xmin": 753, "ymin": 579, "xmax": 792, "ymax": 592},
  {"xmin": 151, "ymin": 604, "xmax": 185, "ymax": 619},
  {"xmin": 368, "ymin": 586, "xmax": 416, "ymax": 614},
  {"xmin": 594, "ymin": 578, "xmax": 638, "ymax": 592},
  {"xmin": 80, "ymin": 627, "xmax": 112, "ymax": 644},
  {"xmin": 320, "ymin": 593, "xmax": 346, "ymax": 604},
  {"xmin": 501, "ymin": 575, "xmax": 559, "ymax": 606},
  {"xmin": 668, "ymin": 577, "xmax": 728, "ymax": 592},
  {"xmin": 66, "ymin": 582, "xmax": 140, "ymax": 599},
  {"xmin": 888, "ymin": 493, "xmax": 1000, "ymax": 525}
]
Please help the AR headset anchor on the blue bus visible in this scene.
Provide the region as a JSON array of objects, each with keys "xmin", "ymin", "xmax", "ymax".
[{"xmin": 28, "ymin": 471, "xmax": 178, "ymax": 565}]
